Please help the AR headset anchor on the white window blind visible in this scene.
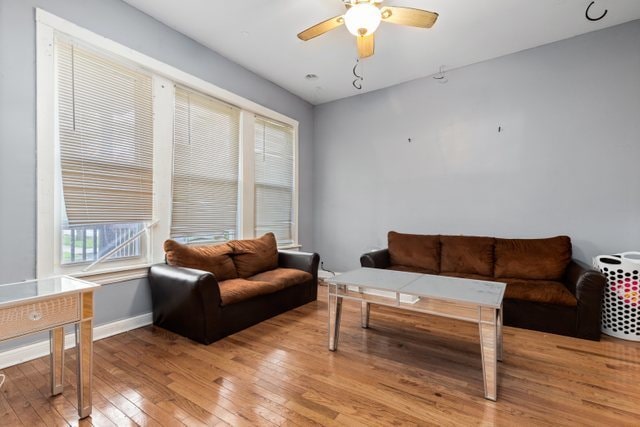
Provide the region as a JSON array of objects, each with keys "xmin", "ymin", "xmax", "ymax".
[
  {"xmin": 171, "ymin": 86, "xmax": 240, "ymax": 242},
  {"xmin": 254, "ymin": 116, "xmax": 295, "ymax": 245},
  {"xmin": 56, "ymin": 38, "xmax": 154, "ymax": 226}
]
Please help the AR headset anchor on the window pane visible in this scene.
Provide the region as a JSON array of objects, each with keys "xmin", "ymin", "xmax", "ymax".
[
  {"xmin": 171, "ymin": 86, "xmax": 241, "ymax": 242},
  {"xmin": 56, "ymin": 38, "xmax": 153, "ymax": 226},
  {"xmin": 61, "ymin": 222, "xmax": 143, "ymax": 265},
  {"xmin": 254, "ymin": 117, "xmax": 295, "ymax": 245},
  {"xmin": 55, "ymin": 36, "xmax": 152, "ymax": 267}
]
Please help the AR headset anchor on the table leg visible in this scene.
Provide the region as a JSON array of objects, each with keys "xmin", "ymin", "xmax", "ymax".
[
  {"xmin": 497, "ymin": 305, "xmax": 503, "ymax": 362},
  {"xmin": 76, "ymin": 319, "xmax": 93, "ymax": 418},
  {"xmin": 328, "ymin": 284, "xmax": 343, "ymax": 351},
  {"xmin": 479, "ymin": 307, "xmax": 498, "ymax": 401},
  {"xmin": 361, "ymin": 301, "xmax": 370, "ymax": 329},
  {"xmin": 50, "ymin": 327, "xmax": 65, "ymax": 395}
]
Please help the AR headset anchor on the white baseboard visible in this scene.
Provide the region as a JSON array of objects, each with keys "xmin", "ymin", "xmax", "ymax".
[{"xmin": 0, "ymin": 312, "xmax": 153, "ymax": 369}]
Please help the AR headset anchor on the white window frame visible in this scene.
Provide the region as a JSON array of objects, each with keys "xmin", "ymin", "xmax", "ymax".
[{"xmin": 36, "ymin": 9, "xmax": 299, "ymax": 284}]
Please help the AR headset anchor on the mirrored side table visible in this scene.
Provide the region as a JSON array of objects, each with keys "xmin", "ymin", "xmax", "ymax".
[{"xmin": 0, "ymin": 276, "xmax": 99, "ymax": 418}]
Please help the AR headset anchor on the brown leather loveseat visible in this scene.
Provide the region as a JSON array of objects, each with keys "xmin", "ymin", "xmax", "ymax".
[
  {"xmin": 149, "ymin": 233, "xmax": 320, "ymax": 344},
  {"xmin": 361, "ymin": 232, "xmax": 606, "ymax": 340}
]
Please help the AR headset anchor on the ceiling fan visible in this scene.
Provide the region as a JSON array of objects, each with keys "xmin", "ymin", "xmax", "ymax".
[{"xmin": 297, "ymin": 0, "xmax": 439, "ymax": 59}]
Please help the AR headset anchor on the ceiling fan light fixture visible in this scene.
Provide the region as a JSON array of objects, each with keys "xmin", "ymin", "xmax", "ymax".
[{"xmin": 344, "ymin": 3, "xmax": 381, "ymax": 37}]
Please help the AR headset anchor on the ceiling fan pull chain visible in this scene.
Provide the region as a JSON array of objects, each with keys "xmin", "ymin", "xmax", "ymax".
[
  {"xmin": 352, "ymin": 58, "xmax": 364, "ymax": 90},
  {"xmin": 585, "ymin": 1, "xmax": 607, "ymax": 22},
  {"xmin": 433, "ymin": 65, "xmax": 448, "ymax": 83}
]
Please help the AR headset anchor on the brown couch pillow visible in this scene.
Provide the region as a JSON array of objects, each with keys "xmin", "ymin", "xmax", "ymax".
[
  {"xmin": 494, "ymin": 236, "xmax": 572, "ymax": 280},
  {"xmin": 229, "ymin": 232, "xmax": 279, "ymax": 278},
  {"xmin": 388, "ymin": 231, "xmax": 440, "ymax": 273},
  {"xmin": 164, "ymin": 240, "xmax": 237, "ymax": 281},
  {"xmin": 441, "ymin": 235, "xmax": 495, "ymax": 276}
]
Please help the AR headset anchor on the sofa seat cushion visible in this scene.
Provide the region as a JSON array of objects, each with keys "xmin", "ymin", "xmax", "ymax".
[
  {"xmin": 229, "ymin": 233, "xmax": 279, "ymax": 278},
  {"xmin": 219, "ymin": 278, "xmax": 282, "ymax": 305},
  {"xmin": 441, "ymin": 272, "xmax": 495, "ymax": 282},
  {"xmin": 495, "ymin": 236, "xmax": 572, "ymax": 280},
  {"xmin": 504, "ymin": 279, "xmax": 577, "ymax": 307},
  {"xmin": 388, "ymin": 231, "xmax": 440, "ymax": 273},
  {"xmin": 248, "ymin": 268, "xmax": 313, "ymax": 289},
  {"xmin": 164, "ymin": 240, "xmax": 237, "ymax": 281},
  {"xmin": 441, "ymin": 236, "xmax": 495, "ymax": 276},
  {"xmin": 389, "ymin": 265, "xmax": 438, "ymax": 275}
]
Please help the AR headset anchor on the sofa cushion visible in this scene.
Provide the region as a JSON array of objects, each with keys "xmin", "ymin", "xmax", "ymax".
[
  {"xmin": 389, "ymin": 265, "xmax": 438, "ymax": 275},
  {"xmin": 218, "ymin": 278, "xmax": 282, "ymax": 305},
  {"xmin": 229, "ymin": 233, "xmax": 279, "ymax": 278},
  {"xmin": 249, "ymin": 268, "xmax": 312, "ymax": 289},
  {"xmin": 440, "ymin": 236, "xmax": 495, "ymax": 276},
  {"xmin": 440, "ymin": 272, "xmax": 495, "ymax": 282},
  {"xmin": 495, "ymin": 236, "xmax": 572, "ymax": 280},
  {"xmin": 504, "ymin": 279, "xmax": 577, "ymax": 307},
  {"xmin": 164, "ymin": 240, "xmax": 237, "ymax": 281},
  {"xmin": 388, "ymin": 231, "xmax": 440, "ymax": 273}
]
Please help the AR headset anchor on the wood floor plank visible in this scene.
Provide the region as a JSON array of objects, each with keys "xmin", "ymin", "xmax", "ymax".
[
  {"xmin": 18, "ymin": 362, "xmax": 76, "ymax": 425},
  {"xmin": 1, "ymin": 366, "xmax": 48, "ymax": 426},
  {"xmin": 166, "ymin": 380, "xmax": 254, "ymax": 426},
  {"xmin": 12, "ymin": 364, "xmax": 72, "ymax": 427},
  {"xmin": 27, "ymin": 359, "xmax": 88, "ymax": 427},
  {"xmin": 2, "ymin": 285, "xmax": 639, "ymax": 426},
  {"xmin": 0, "ymin": 370, "xmax": 23, "ymax": 425},
  {"xmin": 105, "ymin": 345, "xmax": 228, "ymax": 425}
]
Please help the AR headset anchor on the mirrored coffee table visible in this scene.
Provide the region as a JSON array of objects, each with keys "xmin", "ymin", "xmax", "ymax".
[
  {"xmin": 0, "ymin": 276, "xmax": 99, "ymax": 418},
  {"xmin": 326, "ymin": 268, "xmax": 506, "ymax": 401}
]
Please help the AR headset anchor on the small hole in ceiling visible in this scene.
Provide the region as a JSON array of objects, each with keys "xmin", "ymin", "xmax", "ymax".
[{"xmin": 305, "ymin": 74, "xmax": 319, "ymax": 81}]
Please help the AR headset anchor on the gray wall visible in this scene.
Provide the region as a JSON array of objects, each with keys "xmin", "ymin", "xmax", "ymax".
[
  {"xmin": 0, "ymin": 0, "xmax": 313, "ymax": 350},
  {"xmin": 313, "ymin": 21, "xmax": 640, "ymax": 272}
]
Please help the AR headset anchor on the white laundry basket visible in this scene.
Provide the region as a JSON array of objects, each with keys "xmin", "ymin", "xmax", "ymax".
[{"xmin": 594, "ymin": 252, "xmax": 640, "ymax": 341}]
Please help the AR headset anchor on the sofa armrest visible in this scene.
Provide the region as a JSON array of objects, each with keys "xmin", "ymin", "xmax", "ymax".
[
  {"xmin": 279, "ymin": 250, "xmax": 320, "ymax": 280},
  {"xmin": 563, "ymin": 260, "xmax": 606, "ymax": 340},
  {"xmin": 149, "ymin": 264, "xmax": 222, "ymax": 344},
  {"xmin": 360, "ymin": 248, "xmax": 390, "ymax": 269}
]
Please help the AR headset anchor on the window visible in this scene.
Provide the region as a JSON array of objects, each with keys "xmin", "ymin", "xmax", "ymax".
[
  {"xmin": 171, "ymin": 86, "xmax": 240, "ymax": 244},
  {"xmin": 55, "ymin": 38, "xmax": 153, "ymax": 267},
  {"xmin": 254, "ymin": 117, "xmax": 295, "ymax": 245},
  {"xmin": 37, "ymin": 10, "xmax": 299, "ymax": 283}
]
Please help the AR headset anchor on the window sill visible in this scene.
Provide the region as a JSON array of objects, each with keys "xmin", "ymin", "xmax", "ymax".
[
  {"xmin": 54, "ymin": 244, "xmax": 303, "ymax": 285},
  {"xmin": 67, "ymin": 264, "xmax": 151, "ymax": 285},
  {"xmin": 279, "ymin": 244, "xmax": 302, "ymax": 251}
]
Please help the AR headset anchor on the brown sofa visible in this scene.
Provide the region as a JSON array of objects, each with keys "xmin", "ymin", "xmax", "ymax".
[
  {"xmin": 149, "ymin": 233, "xmax": 320, "ymax": 344},
  {"xmin": 360, "ymin": 232, "xmax": 606, "ymax": 340}
]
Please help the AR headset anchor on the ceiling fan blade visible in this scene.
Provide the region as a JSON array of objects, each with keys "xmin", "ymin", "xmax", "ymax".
[
  {"xmin": 357, "ymin": 34, "xmax": 375, "ymax": 59},
  {"xmin": 297, "ymin": 15, "xmax": 345, "ymax": 41},
  {"xmin": 380, "ymin": 6, "xmax": 439, "ymax": 28}
]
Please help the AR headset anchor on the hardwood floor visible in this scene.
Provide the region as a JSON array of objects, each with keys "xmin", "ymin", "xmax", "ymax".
[{"xmin": 1, "ymin": 286, "xmax": 639, "ymax": 426}]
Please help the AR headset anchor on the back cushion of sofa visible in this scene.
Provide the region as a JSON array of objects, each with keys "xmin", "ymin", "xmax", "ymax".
[
  {"xmin": 440, "ymin": 236, "xmax": 495, "ymax": 276},
  {"xmin": 388, "ymin": 231, "xmax": 440, "ymax": 273},
  {"xmin": 164, "ymin": 240, "xmax": 238, "ymax": 281},
  {"xmin": 229, "ymin": 232, "xmax": 279, "ymax": 278},
  {"xmin": 494, "ymin": 236, "xmax": 572, "ymax": 280}
]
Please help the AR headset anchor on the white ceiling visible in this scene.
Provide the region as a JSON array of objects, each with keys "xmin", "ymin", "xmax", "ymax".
[{"xmin": 124, "ymin": 0, "xmax": 640, "ymax": 105}]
